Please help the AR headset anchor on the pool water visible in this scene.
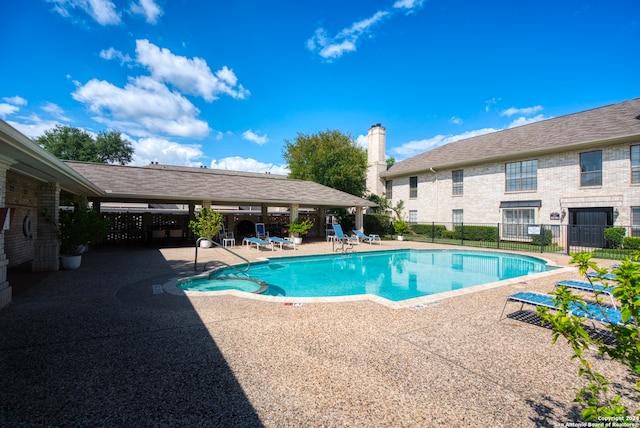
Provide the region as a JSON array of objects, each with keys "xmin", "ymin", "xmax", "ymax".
[{"xmin": 178, "ymin": 249, "xmax": 554, "ymax": 302}]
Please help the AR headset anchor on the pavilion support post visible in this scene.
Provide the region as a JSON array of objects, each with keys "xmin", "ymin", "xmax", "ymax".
[
  {"xmin": 0, "ymin": 158, "xmax": 12, "ymax": 308},
  {"xmin": 355, "ymin": 206, "xmax": 364, "ymax": 232},
  {"xmin": 32, "ymin": 182, "xmax": 60, "ymax": 272}
]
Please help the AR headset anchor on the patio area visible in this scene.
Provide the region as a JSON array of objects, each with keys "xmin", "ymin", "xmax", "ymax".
[{"xmin": 0, "ymin": 240, "xmax": 634, "ymax": 427}]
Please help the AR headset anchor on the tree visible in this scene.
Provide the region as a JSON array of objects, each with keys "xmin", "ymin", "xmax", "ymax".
[
  {"xmin": 538, "ymin": 252, "xmax": 640, "ymax": 422},
  {"xmin": 283, "ymin": 130, "xmax": 367, "ymax": 197},
  {"xmin": 36, "ymin": 125, "xmax": 133, "ymax": 165}
]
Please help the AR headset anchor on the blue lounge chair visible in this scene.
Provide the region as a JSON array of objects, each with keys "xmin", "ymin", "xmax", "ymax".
[
  {"xmin": 255, "ymin": 223, "xmax": 268, "ymax": 240},
  {"xmin": 268, "ymin": 236, "xmax": 296, "ymax": 250},
  {"xmin": 554, "ymin": 280, "xmax": 617, "ymax": 308},
  {"xmin": 500, "ymin": 291, "xmax": 624, "ymax": 326},
  {"xmin": 587, "ymin": 271, "xmax": 617, "ymax": 281},
  {"xmin": 352, "ymin": 229, "xmax": 381, "ymax": 245},
  {"xmin": 332, "ymin": 224, "xmax": 357, "ymax": 244},
  {"xmin": 242, "ymin": 236, "xmax": 273, "ymax": 251}
]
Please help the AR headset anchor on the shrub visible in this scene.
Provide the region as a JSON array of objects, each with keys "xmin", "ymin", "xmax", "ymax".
[
  {"xmin": 604, "ymin": 227, "xmax": 626, "ymax": 249},
  {"xmin": 623, "ymin": 237, "xmax": 640, "ymax": 250},
  {"xmin": 363, "ymin": 213, "xmax": 393, "ymax": 236},
  {"xmin": 531, "ymin": 229, "xmax": 553, "ymax": 246},
  {"xmin": 453, "ymin": 225, "xmax": 498, "ymax": 241},
  {"xmin": 411, "ymin": 223, "xmax": 447, "ymax": 238}
]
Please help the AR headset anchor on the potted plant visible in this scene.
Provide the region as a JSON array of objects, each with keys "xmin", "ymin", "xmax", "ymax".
[
  {"xmin": 393, "ymin": 219, "xmax": 410, "ymax": 241},
  {"xmin": 58, "ymin": 200, "xmax": 110, "ymax": 269},
  {"xmin": 286, "ymin": 217, "xmax": 313, "ymax": 244},
  {"xmin": 189, "ymin": 208, "xmax": 223, "ymax": 247}
]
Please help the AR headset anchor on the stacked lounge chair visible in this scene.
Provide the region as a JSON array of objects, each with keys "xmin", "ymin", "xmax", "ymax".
[
  {"xmin": 242, "ymin": 236, "xmax": 273, "ymax": 252},
  {"xmin": 268, "ymin": 236, "xmax": 296, "ymax": 250},
  {"xmin": 352, "ymin": 229, "xmax": 381, "ymax": 245}
]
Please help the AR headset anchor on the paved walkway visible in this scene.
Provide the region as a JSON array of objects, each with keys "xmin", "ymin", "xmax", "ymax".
[{"xmin": 0, "ymin": 240, "xmax": 633, "ymax": 427}]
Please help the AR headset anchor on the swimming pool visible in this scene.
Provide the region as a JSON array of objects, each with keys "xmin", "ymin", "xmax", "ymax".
[{"xmin": 177, "ymin": 249, "xmax": 555, "ymax": 302}]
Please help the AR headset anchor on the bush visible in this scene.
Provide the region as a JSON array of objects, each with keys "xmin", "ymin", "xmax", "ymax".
[
  {"xmin": 411, "ymin": 223, "xmax": 447, "ymax": 238},
  {"xmin": 531, "ymin": 229, "xmax": 553, "ymax": 246},
  {"xmin": 604, "ymin": 227, "xmax": 626, "ymax": 249},
  {"xmin": 453, "ymin": 225, "xmax": 498, "ymax": 241},
  {"xmin": 363, "ymin": 213, "xmax": 393, "ymax": 236},
  {"xmin": 623, "ymin": 236, "xmax": 640, "ymax": 250}
]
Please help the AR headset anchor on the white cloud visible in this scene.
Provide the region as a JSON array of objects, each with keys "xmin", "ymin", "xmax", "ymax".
[
  {"xmin": 0, "ymin": 104, "xmax": 20, "ymax": 117},
  {"xmin": 242, "ymin": 130, "xmax": 268, "ymax": 145},
  {"xmin": 131, "ymin": 136, "xmax": 204, "ymax": 166},
  {"xmin": 47, "ymin": 0, "xmax": 121, "ymax": 25},
  {"xmin": 485, "ymin": 97, "xmax": 500, "ymax": 112},
  {"xmin": 449, "ymin": 116, "xmax": 463, "ymax": 125},
  {"xmin": 7, "ymin": 117, "xmax": 62, "ymax": 139},
  {"xmin": 392, "ymin": 0, "xmax": 425, "ymax": 12},
  {"xmin": 501, "ymin": 105, "xmax": 543, "ymax": 117},
  {"xmin": 210, "ymin": 156, "xmax": 290, "ymax": 175},
  {"xmin": 72, "ymin": 76, "xmax": 210, "ymax": 138},
  {"xmin": 42, "ymin": 102, "xmax": 71, "ymax": 121},
  {"xmin": 355, "ymin": 134, "xmax": 368, "ymax": 149},
  {"xmin": 307, "ymin": 10, "xmax": 390, "ymax": 60},
  {"xmin": 391, "ymin": 128, "xmax": 499, "ymax": 158},
  {"xmin": 130, "ymin": 0, "xmax": 162, "ymax": 24},
  {"xmin": 135, "ymin": 39, "xmax": 249, "ymax": 102},
  {"xmin": 507, "ymin": 114, "xmax": 548, "ymax": 128},
  {"xmin": 100, "ymin": 47, "xmax": 133, "ymax": 65},
  {"xmin": 3, "ymin": 96, "xmax": 27, "ymax": 106}
]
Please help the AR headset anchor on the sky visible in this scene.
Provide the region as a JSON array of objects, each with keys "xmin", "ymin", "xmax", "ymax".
[{"xmin": 2, "ymin": 1, "xmax": 639, "ymax": 175}]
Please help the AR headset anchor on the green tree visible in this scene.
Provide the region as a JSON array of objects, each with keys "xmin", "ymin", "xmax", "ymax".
[
  {"xmin": 283, "ymin": 130, "xmax": 367, "ymax": 196},
  {"xmin": 36, "ymin": 125, "xmax": 133, "ymax": 165},
  {"xmin": 538, "ymin": 252, "xmax": 640, "ymax": 422}
]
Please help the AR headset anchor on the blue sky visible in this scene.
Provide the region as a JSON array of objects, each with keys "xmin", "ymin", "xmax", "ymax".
[{"xmin": 2, "ymin": 1, "xmax": 639, "ymax": 174}]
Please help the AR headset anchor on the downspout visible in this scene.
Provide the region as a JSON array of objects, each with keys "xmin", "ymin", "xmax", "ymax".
[{"xmin": 430, "ymin": 168, "xmax": 438, "ymax": 222}]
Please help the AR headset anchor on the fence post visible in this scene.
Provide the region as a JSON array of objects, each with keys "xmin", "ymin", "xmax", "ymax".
[
  {"xmin": 431, "ymin": 221, "xmax": 435, "ymax": 243},
  {"xmin": 497, "ymin": 223, "xmax": 500, "ymax": 249},
  {"xmin": 539, "ymin": 224, "xmax": 544, "ymax": 253},
  {"xmin": 460, "ymin": 222, "xmax": 464, "ymax": 245}
]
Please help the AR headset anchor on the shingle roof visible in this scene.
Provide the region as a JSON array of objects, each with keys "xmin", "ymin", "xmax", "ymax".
[
  {"xmin": 65, "ymin": 161, "xmax": 375, "ymax": 208},
  {"xmin": 382, "ymin": 98, "xmax": 640, "ymax": 178}
]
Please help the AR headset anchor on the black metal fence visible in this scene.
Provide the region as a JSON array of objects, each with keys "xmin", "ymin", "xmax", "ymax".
[{"xmin": 406, "ymin": 222, "xmax": 640, "ymax": 260}]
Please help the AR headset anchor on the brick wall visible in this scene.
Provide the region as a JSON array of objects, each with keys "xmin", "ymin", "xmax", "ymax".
[{"xmin": 4, "ymin": 171, "xmax": 37, "ymax": 267}]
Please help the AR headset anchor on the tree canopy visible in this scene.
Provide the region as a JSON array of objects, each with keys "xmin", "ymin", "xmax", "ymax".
[
  {"xmin": 283, "ymin": 130, "xmax": 367, "ymax": 197},
  {"xmin": 36, "ymin": 125, "xmax": 134, "ymax": 165}
]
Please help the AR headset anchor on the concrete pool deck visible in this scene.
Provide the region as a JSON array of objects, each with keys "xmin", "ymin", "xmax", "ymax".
[{"xmin": 0, "ymin": 239, "xmax": 634, "ymax": 426}]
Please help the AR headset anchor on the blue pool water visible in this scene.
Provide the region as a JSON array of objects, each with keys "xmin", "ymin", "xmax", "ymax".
[{"xmin": 178, "ymin": 249, "xmax": 554, "ymax": 302}]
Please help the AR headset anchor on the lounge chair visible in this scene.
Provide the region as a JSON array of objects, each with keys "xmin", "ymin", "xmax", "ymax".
[
  {"xmin": 352, "ymin": 229, "xmax": 381, "ymax": 245},
  {"xmin": 586, "ymin": 271, "xmax": 617, "ymax": 281},
  {"xmin": 268, "ymin": 236, "xmax": 296, "ymax": 250},
  {"xmin": 332, "ymin": 224, "xmax": 357, "ymax": 244},
  {"xmin": 554, "ymin": 280, "xmax": 617, "ymax": 308},
  {"xmin": 255, "ymin": 223, "xmax": 268, "ymax": 240},
  {"xmin": 500, "ymin": 291, "xmax": 624, "ymax": 326},
  {"xmin": 242, "ymin": 236, "xmax": 274, "ymax": 251}
]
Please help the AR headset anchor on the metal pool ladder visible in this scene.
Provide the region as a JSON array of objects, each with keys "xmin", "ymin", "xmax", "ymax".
[{"xmin": 194, "ymin": 237, "xmax": 251, "ymax": 272}]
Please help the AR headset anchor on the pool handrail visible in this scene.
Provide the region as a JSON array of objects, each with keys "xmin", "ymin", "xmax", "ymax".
[{"xmin": 194, "ymin": 237, "xmax": 250, "ymax": 272}]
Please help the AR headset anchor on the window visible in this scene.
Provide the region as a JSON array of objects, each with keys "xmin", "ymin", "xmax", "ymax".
[
  {"xmin": 452, "ymin": 209, "xmax": 463, "ymax": 225},
  {"xmin": 633, "ymin": 207, "xmax": 640, "ymax": 237},
  {"xmin": 580, "ymin": 150, "xmax": 602, "ymax": 187},
  {"xmin": 409, "ymin": 210, "xmax": 417, "ymax": 224},
  {"xmin": 632, "ymin": 146, "xmax": 640, "ymax": 184},
  {"xmin": 452, "ymin": 170, "xmax": 463, "ymax": 195},
  {"xmin": 505, "ymin": 160, "xmax": 537, "ymax": 192},
  {"xmin": 409, "ymin": 176, "xmax": 418, "ymax": 198},
  {"xmin": 385, "ymin": 180, "xmax": 393, "ymax": 200},
  {"xmin": 502, "ymin": 209, "xmax": 535, "ymax": 240}
]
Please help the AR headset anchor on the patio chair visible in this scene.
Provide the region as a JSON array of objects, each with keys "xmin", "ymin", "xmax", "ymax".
[
  {"xmin": 242, "ymin": 236, "xmax": 274, "ymax": 252},
  {"xmin": 500, "ymin": 291, "xmax": 624, "ymax": 326},
  {"xmin": 332, "ymin": 224, "xmax": 357, "ymax": 244},
  {"xmin": 352, "ymin": 229, "xmax": 381, "ymax": 245},
  {"xmin": 255, "ymin": 223, "xmax": 268, "ymax": 240},
  {"xmin": 268, "ymin": 236, "xmax": 296, "ymax": 250},
  {"xmin": 554, "ymin": 280, "xmax": 617, "ymax": 308},
  {"xmin": 586, "ymin": 272, "xmax": 617, "ymax": 281}
]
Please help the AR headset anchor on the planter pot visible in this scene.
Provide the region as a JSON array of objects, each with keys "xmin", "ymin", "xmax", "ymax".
[
  {"xmin": 397, "ymin": 235, "xmax": 404, "ymax": 241},
  {"xmin": 292, "ymin": 237, "xmax": 303, "ymax": 245},
  {"xmin": 61, "ymin": 255, "xmax": 82, "ymax": 270},
  {"xmin": 200, "ymin": 240, "xmax": 213, "ymax": 248}
]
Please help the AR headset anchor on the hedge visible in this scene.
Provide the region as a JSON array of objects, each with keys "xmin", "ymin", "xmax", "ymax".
[
  {"xmin": 453, "ymin": 225, "xmax": 499, "ymax": 241},
  {"xmin": 623, "ymin": 236, "xmax": 640, "ymax": 250},
  {"xmin": 411, "ymin": 223, "xmax": 447, "ymax": 238}
]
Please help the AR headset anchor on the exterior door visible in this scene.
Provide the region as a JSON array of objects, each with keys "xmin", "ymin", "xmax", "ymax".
[{"xmin": 568, "ymin": 208, "xmax": 613, "ymax": 247}]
